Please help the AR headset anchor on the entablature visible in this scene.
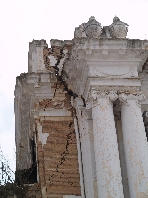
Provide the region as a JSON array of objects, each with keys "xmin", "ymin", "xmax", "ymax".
[{"xmin": 63, "ymin": 38, "xmax": 148, "ymax": 100}]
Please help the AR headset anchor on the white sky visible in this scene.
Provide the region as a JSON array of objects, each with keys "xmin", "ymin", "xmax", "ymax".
[{"xmin": 0, "ymin": 0, "xmax": 148, "ymax": 175}]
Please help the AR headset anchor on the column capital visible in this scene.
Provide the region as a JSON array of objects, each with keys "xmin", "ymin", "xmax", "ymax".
[
  {"xmin": 86, "ymin": 90, "xmax": 118, "ymax": 109},
  {"xmin": 119, "ymin": 91, "xmax": 146, "ymax": 106}
]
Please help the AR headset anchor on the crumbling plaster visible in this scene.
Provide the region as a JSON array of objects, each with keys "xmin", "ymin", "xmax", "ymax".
[{"xmin": 15, "ymin": 16, "xmax": 148, "ymax": 198}]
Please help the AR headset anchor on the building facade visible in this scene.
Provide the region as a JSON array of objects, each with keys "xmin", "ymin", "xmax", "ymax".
[{"xmin": 15, "ymin": 16, "xmax": 148, "ymax": 198}]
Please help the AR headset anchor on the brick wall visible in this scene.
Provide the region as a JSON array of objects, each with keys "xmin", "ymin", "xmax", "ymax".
[{"xmin": 37, "ymin": 120, "xmax": 81, "ymax": 197}]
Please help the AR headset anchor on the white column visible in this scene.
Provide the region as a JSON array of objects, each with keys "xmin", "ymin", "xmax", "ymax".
[
  {"xmin": 74, "ymin": 117, "xmax": 85, "ymax": 198},
  {"xmin": 74, "ymin": 98, "xmax": 96, "ymax": 198},
  {"xmin": 115, "ymin": 118, "xmax": 130, "ymax": 198},
  {"xmin": 119, "ymin": 92, "xmax": 148, "ymax": 198},
  {"xmin": 89, "ymin": 91, "xmax": 124, "ymax": 198}
]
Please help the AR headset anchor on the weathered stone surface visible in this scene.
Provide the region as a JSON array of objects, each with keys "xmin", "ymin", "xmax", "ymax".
[
  {"xmin": 15, "ymin": 17, "xmax": 148, "ymax": 198},
  {"xmin": 109, "ymin": 16, "xmax": 128, "ymax": 38}
]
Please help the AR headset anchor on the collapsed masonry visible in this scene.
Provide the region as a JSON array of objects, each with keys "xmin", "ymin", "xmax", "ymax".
[
  {"xmin": 15, "ymin": 16, "xmax": 148, "ymax": 198},
  {"xmin": 15, "ymin": 40, "xmax": 81, "ymax": 197}
]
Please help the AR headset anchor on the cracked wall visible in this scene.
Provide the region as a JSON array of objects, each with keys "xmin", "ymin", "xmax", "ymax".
[
  {"xmin": 15, "ymin": 38, "xmax": 81, "ymax": 197},
  {"xmin": 37, "ymin": 120, "xmax": 81, "ymax": 197},
  {"xmin": 35, "ymin": 82, "xmax": 81, "ymax": 197}
]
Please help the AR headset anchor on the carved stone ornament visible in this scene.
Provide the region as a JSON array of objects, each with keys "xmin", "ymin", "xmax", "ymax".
[
  {"xmin": 74, "ymin": 23, "xmax": 86, "ymax": 38},
  {"xmin": 85, "ymin": 16, "xmax": 102, "ymax": 38},
  {"xmin": 119, "ymin": 91, "xmax": 146, "ymax": 106},
  {"xmin": 86, "ymin": 90, "xmax": 118, "ymax": 109},
  {"xmin": 74, "ymin": 16, "xmax": 102, "ymax": 39},
  {"xmin": 109, "ymin": 16, "xmax": 128, "ymax": 38}
]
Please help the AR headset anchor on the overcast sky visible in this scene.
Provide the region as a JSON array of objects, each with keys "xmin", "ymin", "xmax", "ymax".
[{"xmin": 0, "ymin": 0, "xmax": 148, "ymax": 175}]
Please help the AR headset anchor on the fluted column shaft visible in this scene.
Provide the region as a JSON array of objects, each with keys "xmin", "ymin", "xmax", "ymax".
[
  {"xmin": 88, "ymin": 91, "xmax": 124, "ymax": 198},
  {"xmin": 119, "ymin": 92, "xmax": 148, "ymax": 198}
]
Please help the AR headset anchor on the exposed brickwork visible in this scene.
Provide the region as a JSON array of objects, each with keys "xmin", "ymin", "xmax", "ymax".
[
  {"xmin": 37, "ymin": 142, "xmax": 46, "ymax": 188},
  {"xmin": 37, "ymin": 120, "xmax": 81, "ymax": 197},
  {"xmin": 33, "ymin": 81, "xmax": 81, "ymax": 197},
  {"xmin": 34, "ymin": 83, "xmax": 72, "ymax": 112},
  {"xmin": 15, "ymin": 37, "xmax": 81, "ymax": 197},
  {"xmin": 15, "ymin": 17, "xmax": 148, "ymax": 198},
  {"xmin": 37, "ymin": 95, "xmax": 72, "ymax": 111},
  {"xmin": 43, "ymin": 44, "xmax": 72, "ymax": 74}
]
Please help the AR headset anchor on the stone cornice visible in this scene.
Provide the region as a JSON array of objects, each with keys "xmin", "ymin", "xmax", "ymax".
[
  {"xmin": 72, "ymin": 38, "xmax": 148, "ymax": 50},
  {"xmin": 63, "ymin": 38, "xmax": 148, "ymax": 100}
]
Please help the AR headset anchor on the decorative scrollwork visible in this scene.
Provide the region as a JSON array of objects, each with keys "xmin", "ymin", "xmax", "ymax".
[{"xmin": 86, "ymin": 90, "xmax": 118, "ymax": 109}]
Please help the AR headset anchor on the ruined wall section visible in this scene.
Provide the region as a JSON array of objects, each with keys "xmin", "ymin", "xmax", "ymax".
[
  {"xmin": 15, "ymin": 73, "xmax": 33, "ymax": 171},
  {"xmin": 15, "ymin": 39, "xmax": 72, "ymax": 171},
  {"xmin": 43, "ymin": 39, "xmax": 72, "ymax": 76},
  {"xmin": 28, "ymin": 39, "xmax": 72, "ymax": 75},
  {"xmin": 28, "ymin": 40, "xmax": 48, "ymax": 73},
  {"xmin": 15, "ymin": 39, "xmax": 81, "ymax": 196},
  {"xmin": 34, "ymin": 83, "xmax": 81, "ymax": 197},
  {"xmin": 140, "ymin": 60, "xmax": 148, "ymax": 140},
  {"xmin": 15, "ymin": 72, "xmax": 57, "ymax": 171}
]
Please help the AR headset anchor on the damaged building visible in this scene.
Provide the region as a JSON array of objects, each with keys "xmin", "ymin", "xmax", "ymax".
[{"xmin": 15, "ymin": 16, "xmax": 148, "ymax": 198}]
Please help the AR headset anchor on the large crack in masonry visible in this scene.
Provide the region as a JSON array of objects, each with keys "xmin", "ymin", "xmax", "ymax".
[{"xmin": 48, "ymin": 122, "xmax": 75, "ymax": 188}]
